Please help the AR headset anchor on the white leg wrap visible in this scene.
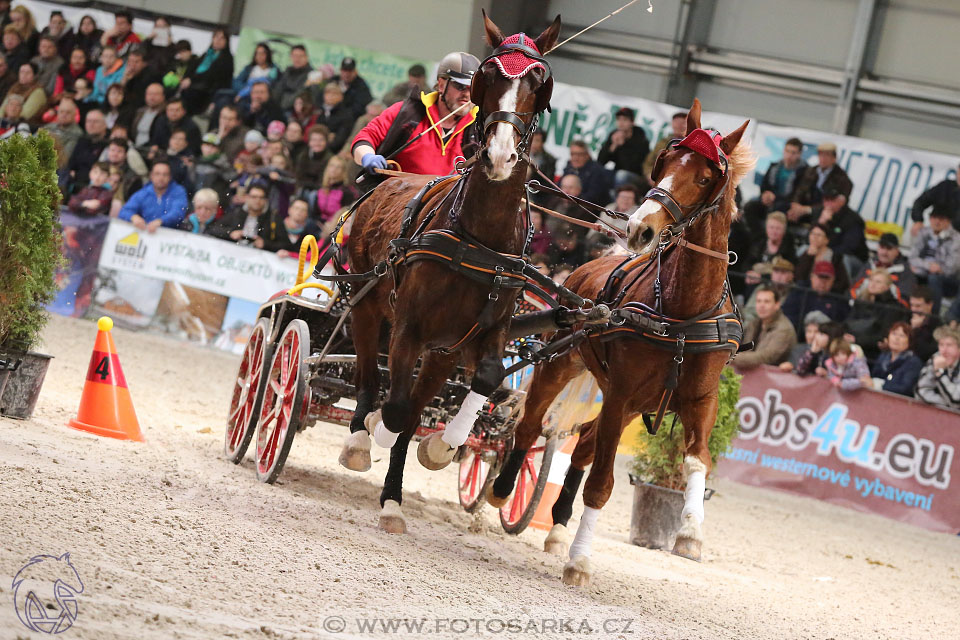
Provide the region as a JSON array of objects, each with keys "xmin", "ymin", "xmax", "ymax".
[
  {"xmin": 680, "ymin": 456, "xmax": 708, "ymax": 525},
  {"xmin": 373, "ymin": 421, "xmax": 399, "ymax": 448},
  {"xmin": 568, "ymin": 506, "xmax": 600, "ymax": 560},
  {"xmin": 441, "ymin": 391, "xmax": 487, "ymax": 447}
]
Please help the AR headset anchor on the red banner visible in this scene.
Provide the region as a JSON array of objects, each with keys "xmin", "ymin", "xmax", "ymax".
[{"xmin": 717, "ymin": 367, "xmax": 959, "ymax": 534}]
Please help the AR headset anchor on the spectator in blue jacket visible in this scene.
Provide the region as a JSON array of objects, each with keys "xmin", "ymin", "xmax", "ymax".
[
  {"xmin": 868, "ymin": 322, "xmax": 924, "ymax": 397},
  {"xmin": 91, "ymin": 45, "xmax": 124, "ymax": 103},
  {"xmin": 562, "ymin": 140, "xmax": 613, "ymax": 206},
  {"xmin": 118, "ymin": 159, "xmax": 188, "ymax": 231}
]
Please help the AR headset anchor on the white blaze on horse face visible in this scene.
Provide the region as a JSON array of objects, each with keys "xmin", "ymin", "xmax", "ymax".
[
  {"xmin": 625, "ymin": 174, "xmax": 673, "ymax": 250},
  {"xmin": 486, "ymin": 78, "xmax": 521, "ymax": 181}
]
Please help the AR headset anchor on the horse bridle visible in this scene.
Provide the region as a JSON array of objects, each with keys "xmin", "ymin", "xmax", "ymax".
[
  {"xmin": 475, "ymin": 38, "xmax": 553, "ymax": 156},
  {"xmin": 643, "ymin": 131, "xmax": 730, "ymax": 240}
]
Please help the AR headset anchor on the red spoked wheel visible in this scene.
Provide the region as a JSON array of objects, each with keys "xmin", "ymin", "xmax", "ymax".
[
  {"xmin": 255, "ymin": 320, "xmax": 310, "ymax": 484},
  {"xmin": 499, "ymin": 435, "xmax": 556, "ymax": 534},
  {"xmin": 458, "ymin": 448, "xmax": 495, "ymax": 513},
  {"xmin": 224, "ymin": 317, "xmax": 273, "ymax": 463}
]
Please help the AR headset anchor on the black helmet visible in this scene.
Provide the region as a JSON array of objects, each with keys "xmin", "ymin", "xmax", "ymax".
[{"xmin": 437, "ymin": 52, "xmax": 480, "ymax": 86}]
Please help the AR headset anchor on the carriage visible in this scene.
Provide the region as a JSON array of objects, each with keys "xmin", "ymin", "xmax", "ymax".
[{"xmin": 221, "ymin": 251, "xmax": 578, "ymax": 535}]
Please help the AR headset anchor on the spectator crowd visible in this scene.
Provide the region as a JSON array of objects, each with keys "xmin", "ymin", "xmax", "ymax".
[{"xmin": 5, "ymin": 3, "xmax": 956, "ymax": 412}]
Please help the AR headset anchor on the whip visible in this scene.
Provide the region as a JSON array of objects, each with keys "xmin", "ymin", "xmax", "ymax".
[{"xmin": 546, "ymin": 0, "xmax": 653, "ymax": 54}]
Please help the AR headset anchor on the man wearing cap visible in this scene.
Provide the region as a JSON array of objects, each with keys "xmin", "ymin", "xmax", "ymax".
[
  {"xmin": 915, "ymin": 325, "xmax": 960, "ymax": 410},
  {"xmin": 910, "ymin": 163, "xmax": 960, "ymax": 236},
  {"xmin": 331, "ymin": 57, "xmax": 372, "ymax": 121},
  {"xmin": 352, "ymin": 51, "xmax": 479, "ymax": 177},
  {"xmin": 598, "ymin": 107, "xmax": 649, "ymax": 188},
  {"xmin": 789, "ymin": 142, "xmax": 853, "ymax": 221},
  {"xmin": 782, "ymin": 260, "xmax": 850, "ymax": 334},
  {"xmin": 735, "ymin": 284, "xmax": 797, "ymax": 370},
  {"xmin": 382, "ymin": 63, "xmax": 427, "ymax": 108},
  {"xmin": 742, "ymin": 256, "xmax": 795, "ymax": 325},
  {"xmin": 851, "ymin": 232, "xmax": 916, "ymax": 301}
]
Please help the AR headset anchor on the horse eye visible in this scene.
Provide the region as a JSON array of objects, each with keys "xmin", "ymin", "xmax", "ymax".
[{"xmin": 698, "ymin": 177, "xmax": 711, "ymax": 186}]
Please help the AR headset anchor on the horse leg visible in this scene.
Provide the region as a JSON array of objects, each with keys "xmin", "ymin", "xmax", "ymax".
[
  {"xmin": 339, "ymin": 300, "xmax": 382, "ymax": 472},
  {"xmin": 671, "ymin": 391, "xmax": 718, "ymax": 562},
  {"xmin": 564, "ymin": 391, "xmax": 628, "ymax": 586},
  {"xmin": 544, "ymin": 416, "xmax": 597, "ymax": 556},
  {"xmin": 377, "ymin": 351, "xmax": 457, "ymax": 533},
  {"xmin": 488, "ymin": 351, "xmax": 583, "ymax": 508},
  {"xmin": 368, "ymin": 327, "xmax": 423, "ymax": 449},
  {"xmin": 418, "ymin": 333, "xmax": 505, "ymax": 471}
]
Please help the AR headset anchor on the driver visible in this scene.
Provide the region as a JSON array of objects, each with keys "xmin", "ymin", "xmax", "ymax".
[{"xmin": 351, "ymin": 52, "xmax": 481, "ymax": 177}]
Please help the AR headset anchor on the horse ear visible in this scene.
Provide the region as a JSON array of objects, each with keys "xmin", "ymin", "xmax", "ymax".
[
  {"xmin": 720, "ymin": 120, "xmax": 750, "ymax": 155},
  {"xmin": 685, "ymin": 98, "xmax": 702, "ymax": 134},
  {"xmin": 482, "ymin": 9, "xmax": 505, "ymax": 48},
  {"xmin": 534, "ymin": 77, "xmax": 554, "ymax": 114},
  {"xmin": 536, "ymin": 14, "xmax": 562, "ymax": 54}
]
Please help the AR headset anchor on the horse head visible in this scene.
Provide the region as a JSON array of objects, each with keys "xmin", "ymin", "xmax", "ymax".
[
  {"xmin": 472, "ymin": 11, "xmax": 560, "ymax": 181},
  {"xmin": 625, "ymin": 99, "xmax": 753, "ymax": 253}
]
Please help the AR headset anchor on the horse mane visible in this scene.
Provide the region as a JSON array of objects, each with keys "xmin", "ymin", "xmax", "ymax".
[{"xmin": 724, "ymin": 140, "xmax": 756, "ymax": 220}]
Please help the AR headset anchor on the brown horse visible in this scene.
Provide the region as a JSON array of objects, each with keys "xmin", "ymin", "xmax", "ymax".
[
  {"xmin": 487, "ymin": 99, "xmax": 754, "ymax": 585},
  {"xmin": 337, "ymin": 13, "xmax": 561, "ymax": 534}
]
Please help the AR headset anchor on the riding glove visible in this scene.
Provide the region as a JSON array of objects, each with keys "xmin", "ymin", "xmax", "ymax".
[{"xmin": 361, "ymin": 153, "xmax": 388, "ymax": 175}]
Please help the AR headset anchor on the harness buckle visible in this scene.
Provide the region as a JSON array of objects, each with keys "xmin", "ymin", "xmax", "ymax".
[
  {"xmin": 654, "ymin": 322, "xmax": 670, "ymax": 337},
  {"xmin": 526, "ymin": 179, "xmax": 541, "ymax": 195},
  {"xmin": 374, "ymin": 262, "xmax": 389, "ymax": 277},
  {"xmin": 727, "ymin": 250, "xmax": 738, "ymax": 265}
]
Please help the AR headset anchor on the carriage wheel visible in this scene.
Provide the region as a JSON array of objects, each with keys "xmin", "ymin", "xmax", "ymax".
[
  {"xmin": 458, "ymin": 448, "xmax": 496, "ymax": 513},
  {"xmin": 224, "ymin": 317, "xmax": 273, "ymax": 463},
  {"xmin": 254, "ymin": 320, "xmax": 310, "ymax": 484},
  {"xmin": 499, "ymin": 435, "xmax": 557, "ymax": 535}
]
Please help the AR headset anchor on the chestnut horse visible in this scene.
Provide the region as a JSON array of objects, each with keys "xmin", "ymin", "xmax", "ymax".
[
  {"xmin": 337, "ymin": 14, "xmax": 561, "ymax": 534},
  {"xmin": 487, "ymin": 100, "xmax": 754, "ymax": 585}
]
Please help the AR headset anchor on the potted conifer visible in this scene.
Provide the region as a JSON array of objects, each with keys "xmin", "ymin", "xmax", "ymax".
[
  {"xmin": 0, "ymin": 131, "xmax": 62, "ymax": 419},
  {"xmin": 629, "ymin": 366, "xmax": 742, "ymax": 549}
]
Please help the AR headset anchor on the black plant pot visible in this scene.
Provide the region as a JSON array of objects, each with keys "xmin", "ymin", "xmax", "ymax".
[
  {"xmin": 628, "ymin": 473, "xmax": 713, "ymax": 550},
  {"xmin": 0, "ymin": 351, "xmax": 53, "ymax": 419}
]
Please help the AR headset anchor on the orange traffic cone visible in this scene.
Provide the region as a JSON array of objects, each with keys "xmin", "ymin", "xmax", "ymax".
[
  {"xmin": 529, "ymin": 434, "xmax": 580, "ymax": 531},
  {"xmin": 67, "ymin": 317, "xmax": 143, "ymax": 442}
]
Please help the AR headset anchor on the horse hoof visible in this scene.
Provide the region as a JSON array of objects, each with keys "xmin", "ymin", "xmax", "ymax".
[
  {"xmin": 561, "ymin": 555, "xmax": 592, "ymax": 587},
  {"xmin": 543, "ymin": 524, "xmax": 569, "ymax": 556},
  {"xmin": 417, "ymin": 432, "xmax": 455, "ymax": 471},
  {"xmin": 484, "ymin": 483, "xmax": 509, "ymax": 509},
  {"xmin": 672, "ymin": 536, "xmax": 702, "ymax": 562},
  {"xmin": 338, "ymin": 430, "xmax": 372, "ymax": 472},
  {"xmin": 378, "ymin": 500, "xmax": 406, "ymax": 534}
]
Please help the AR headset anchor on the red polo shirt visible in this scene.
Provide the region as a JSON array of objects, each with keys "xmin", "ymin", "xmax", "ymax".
[{"xmin": 352, "ymin": 91, "xmax": 478, "ymax": 176}]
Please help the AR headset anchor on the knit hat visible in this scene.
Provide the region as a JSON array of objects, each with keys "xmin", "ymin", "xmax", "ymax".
[
  {"xmin": 244, "ymin": 129, "xmax": 265, "ymax": 145},
  {"xmin": 201, "ymin": 132, "xmax": 220, "ymax": 146}
]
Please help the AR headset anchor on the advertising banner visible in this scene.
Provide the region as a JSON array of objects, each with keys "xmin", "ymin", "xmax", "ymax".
[
  {"xmin": 749, "ymin": 123, "xmax": 959, "ymax": 229},
  {"xmin": 718, "ymin": 367, "xmax": 959, "ymax": 534},
  {"xmin": 97, "ymin": 221, "xmax": 301, "ymax": 303}
]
